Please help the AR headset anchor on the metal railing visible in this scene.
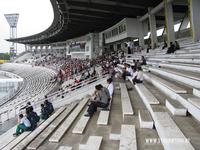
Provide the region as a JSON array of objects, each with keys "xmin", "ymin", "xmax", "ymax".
[{"xmin": 0, "ymin": 74, "xmax": 108, "ymax": 124}]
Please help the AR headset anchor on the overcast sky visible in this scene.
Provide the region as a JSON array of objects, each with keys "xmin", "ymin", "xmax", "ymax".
[{"xmin": 0, "ymin": 0, "xmax": 53, "ymax": 54}]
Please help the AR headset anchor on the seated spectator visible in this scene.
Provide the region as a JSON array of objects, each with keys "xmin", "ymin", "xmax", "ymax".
[
  {"xmin": 166, "ymin": 42, "xmax": 175, "ymax": 54},
  {"xmin": 85, "ymin": 71, "xmax": 91, "ymax": 79},
  {"xmin": 20, "ymin": 101, "xmax": 33, "ymax": 112},
  {"xmin": 26, "ymin": 107, "xmax": 40, "ymax": 131},
  {"xmin": 13, "ymin": 114, "xmax": 31, "ymax": 136},
  {"xmin": 136, "ymin": 60, "xmax": 141, "ymax": 68},
  {"xmin": 85, "ymin": 84, "xmax": 110, "ymax": 117},
  {"xmin": 40, "ymin": 104, "xmax": 49, "ymax": 120},
  {"xmin": 74, "ymin": 78, "xmax": 80, "ymax": 84},
  {"xmin": 132, "ymin": 59, "xmax": 136, "ymax": 69},
  {"xmin": 107, "ymin": 78, "xmax": 114, "ymax": 98},
  {"xmin": 44, "ymin": 99, "xmax": 54, "ymax": 115},
  {"xmin": 175, "ymin": 41, "xmax": 180, "ymax": 50},
  {"xmin": 80, "ymin": 72, "xmax": 86, "ymax": 82},
  {"xmin": 162, "ymin": 41, "xmax": 168, "ymax": 49},
  {"xmin": 122, "ymin": 64, "xmax": 133, "ymax": 80},
  {"xmin": 132, "ymin": 67, "xmax": 143, "ymax": 85},
  {"xmin": 141, "ymin": 56, "xmax": 147, "ymax": 66}
]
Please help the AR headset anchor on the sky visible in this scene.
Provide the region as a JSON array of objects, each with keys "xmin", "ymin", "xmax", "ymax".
[{"xmin": 0, "ymin": 0, "xmax": 53, "ymax": 54}]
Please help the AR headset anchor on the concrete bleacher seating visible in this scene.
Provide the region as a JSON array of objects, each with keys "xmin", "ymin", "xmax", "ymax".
[
  {"xmin": 27, "ymin": 103, "xmax": 77, "ymax": 150},
  {"xmin": 148, "ymin": 62, "xmax": 200, "ymax": 74},
  {"xmin": 97, "ymin": 110, "xmax": 110, "ymax": 125},
  {"xmin": 97, "ymin": 96, "xmax": 113, "ymax": 125},
  {"xmin": 153, "ymin": 112, "xmax": 194, "ymax": 150},
  {"xmin": 148, "ymin": 67, "xmax": 200, "ymax": 89},
  {"xmin": 188, "ymin": 98, "xmax": 200, "ymax": 110},
  {"xmin": 0, "ymin": 126, "xmax": 17, "ymax": 149},
  {"xmin": 79, "ymin": 136, "xmax": 103, "ymax": 150},
  {"xmin": 12, "ymin": 107, "xmax": 66, "ymax": 150},
  {"xmin": 135, "ymin": 84, "xmax": 160, "ymax": 105},
  {"xmin": 72, "ymin": 109, "xmax": 90, "ymax": 134},
  {"xmin": 58, "ymin": 146, "xmax": 72, "ymax": 150},
  {"xmin": 165, "ymin": 98, "xmax": 187, "ymax": 116},
  {"xmin": 2, "ymin": 37, "xmax": 200, "ymax": 150},
  {"xmin": 2, "ymin": 131, "xmax": 31, "ymax": 150},
  {"xmin": 120, "ymin": 83, "xmax": 134, "ymax": 119},
  {"xmin": 49, "ymin": 98, "xmax": 89, "ymax": 142},
  {"xmin": 119, "ymin": 124, "xmax": 137, "ymax": 150},
  {"xmin": 133, "ymin": 74, "xmax": 195, "ymax": 149},
  {"xmin": 144, "ymin": 69, "xmax": 200, "ymax": 122},
  {"xmin": 143, "ymin": 73, "xmax": 187, "ymax": 94},
  {"xmin": 138, "ymin": 110, "xmax": 154, "ymax": 129},
  {"xmin": 193, "ymin": 88, "xmax": 200, "ymax": 98}
]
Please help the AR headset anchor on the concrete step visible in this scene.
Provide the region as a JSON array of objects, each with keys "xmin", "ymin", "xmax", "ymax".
[
  {"xmin": 12, "ymin": 107, "xmax": 66, "ymax": 150},
  {"xmin": 135, "ymin": 84, "xmax": 160, "ymax": 105},
  {"xmin": 144, "ymin": 73, "xmax": 187, "ymax": 94},
  {"xmin": 138, "ymin": 110, "xmax": 154, "ymax": 129},
  {"xmin": 49, "ymin": 98, "xmax": 89, "ymax": 142},
  {"xmin": 119, "ymin": 124, "xmax": 137, "ymax": 150},
  {"xmin": 58, "ymin": 146, "xmax": 72, "ymax": 150},
  {"xmin": 193, "ymin": 88, "xmax": 200, "ymax": 98},
  {"xmin": 27, "ymin": 103, "xmax": 77, "ymax": 150},
  {"xmin": 153, "ymin": 112, "xmax": 194, "ymax": 150},
  {"xmin": 79, "ymin": 136, "xmax": 103, "ymax": 150},
  {"xmin": 72, "ymin": 109, "xmax": 90, "ymax": 134},
  {"xmin": 166, "ymin": 99, "xmax": 187, "ymax": 116},
  {"xmin": 149, "ymin": 67, "xmax": 200, "ymax": 89},
  {"xmin": 120, "ymin": 83, "xmax": 134, "ymax": 120},
  {"xmin": 188, "ymin": 98, "xmax": 200, "ymax": 110}
]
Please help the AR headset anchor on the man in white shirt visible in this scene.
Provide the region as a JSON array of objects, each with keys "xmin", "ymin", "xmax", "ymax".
[
  {"xmin": 14, "ymin": 114, "xmax": 31, "ymax": 136},
  {"xmin": 132, "ymin": 67, "xmax": 143, "ymax": 85},
  {"xmin": 107, "ymin": 78, "xmax": 114, "ymax": 98}
]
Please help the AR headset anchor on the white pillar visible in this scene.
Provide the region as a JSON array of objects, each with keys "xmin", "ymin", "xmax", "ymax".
[
  {"xmin": 148, "ymin": 8, "xmax": 158, "ymax": 49},
  {"xmin": 138, "ymin": 21, "xmax": 145, "ymax": 48},
  {"xmin": 113, "ymin": 44, "xmax": 118, "ymax": 51},
  {"xmin": 189, "ymin": 0, "xmax": 200, "ymax": 42},
  {"xmin": 164, "ymin": 0, "xmax": 175, "ymax": 46}
]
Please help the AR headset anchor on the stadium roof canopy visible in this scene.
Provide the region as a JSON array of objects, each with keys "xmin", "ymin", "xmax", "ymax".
[{"xmin": 7, "ymin": 0, "xmax": 188, "ymax": 45}]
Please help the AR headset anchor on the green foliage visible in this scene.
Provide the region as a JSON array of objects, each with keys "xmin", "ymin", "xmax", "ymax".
[{"xmin": 0, "ymin": 53, "xmax": 11, "ymax": 60}]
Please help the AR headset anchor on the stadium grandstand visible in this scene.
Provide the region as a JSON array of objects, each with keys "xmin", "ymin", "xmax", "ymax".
[{"xmin": 1, "ymin": 0, "xmax": 200, "ymax": 150}]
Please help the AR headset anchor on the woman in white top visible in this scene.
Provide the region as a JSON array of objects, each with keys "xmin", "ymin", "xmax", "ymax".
[{"xmin": 132, "ymin": 67, "xmax": 143, "ymax": 85}]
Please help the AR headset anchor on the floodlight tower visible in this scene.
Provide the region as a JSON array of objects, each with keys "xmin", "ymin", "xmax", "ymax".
[{"xmin": 4, "ymin": 13, "xmax": 19, "ymax": 56}]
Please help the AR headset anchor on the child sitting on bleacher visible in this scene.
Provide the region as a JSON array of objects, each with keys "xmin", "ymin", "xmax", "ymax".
[{"xmin": 13, "ymin": 114, "xmax": 31, "ymax": 136}]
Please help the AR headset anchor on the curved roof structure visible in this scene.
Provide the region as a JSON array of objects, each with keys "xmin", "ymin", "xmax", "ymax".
[{"xmin": 7, "ymin": 0, "xmax": 188, "ymax": 45}]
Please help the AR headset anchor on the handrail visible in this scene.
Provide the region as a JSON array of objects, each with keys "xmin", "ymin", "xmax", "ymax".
[
  {"xmin": 12, "ymin": 74, "xmax": 107, "ymax": 111},
  {"xmin": 32, "ymin": 75, "xmax": 108, "ymax": 108},
  {"xmin": 34, "ymin": 74, "xmax": 107, "ymax": 104}
]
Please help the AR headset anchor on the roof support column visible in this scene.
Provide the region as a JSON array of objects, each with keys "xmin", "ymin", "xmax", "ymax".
[
  {"xmin": 138, "ymin": 20, "xmax": 145, "ymax": 48},
  {"xmin": 164, "ymin": 0, "xmax": 175, "ymax": 46},
  {"xmin": 188, "ymin": 0, "xmax": 200, "ymax": 42},
  {"xmin": 148, "ymin": 8, "xmax": 158, "ymax": 49}
]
